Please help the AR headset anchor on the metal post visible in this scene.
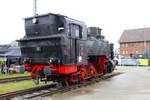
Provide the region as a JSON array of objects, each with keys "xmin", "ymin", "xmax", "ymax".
[{"xmin": 33, "ymin": 0, "xmax": 38, "ymax": 16}]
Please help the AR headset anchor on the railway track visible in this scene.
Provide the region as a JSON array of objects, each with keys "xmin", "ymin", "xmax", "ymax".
[
  {"xmin": 0, "ymin": 72, "xmax": 122, "ymax": 99},
  {"xmin": 26, "ymin": 72, "xmax": 122, "ymax": 99},
  {"xmin": 0, "ymin": 84, "xmax": 57, "ymax": 99},
  {"xmin": 0, "ymin": 76, "xmax": 30, "ymax": 84}
]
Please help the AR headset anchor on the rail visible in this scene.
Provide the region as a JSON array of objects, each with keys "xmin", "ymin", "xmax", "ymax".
[{"xmin": 0, "ymin": 76, "xmax": 30, "ymax": 84}]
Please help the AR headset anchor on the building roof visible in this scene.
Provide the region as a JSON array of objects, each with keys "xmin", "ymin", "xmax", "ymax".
[
  {"xmin": 118, "ymin": 27, "xmax": 150, "ymax": 43},
  {"xmin": 0, "ymin": 45, "xmax": 10, "ymax": 54},
  {"xmin": 0, "ymin": 47, "xmax": 21, "ymax": 57},
  {"xmin": 4, "ymin": 47, "xmax": 21, "ymax": 57}
]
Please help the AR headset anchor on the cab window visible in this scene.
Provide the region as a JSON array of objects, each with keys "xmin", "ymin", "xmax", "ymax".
[{"xmin": 69, "ymin": 24, "xmax": 82, "ymax": 38}]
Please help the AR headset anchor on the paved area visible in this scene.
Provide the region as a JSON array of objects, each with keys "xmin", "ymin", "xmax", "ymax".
[{"xmin": 44, "ymin": 66, "xmax": 150, "ymax": 100}]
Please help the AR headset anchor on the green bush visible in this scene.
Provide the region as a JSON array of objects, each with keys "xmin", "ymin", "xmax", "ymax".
[{"xmin": 0, "ymin": 60, "xmax": 5, "ymax": 65}]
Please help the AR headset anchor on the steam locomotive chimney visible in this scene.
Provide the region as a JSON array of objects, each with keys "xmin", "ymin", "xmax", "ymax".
[
  {"xmin": 98, "ymin": 28, "xmax": 102, "ymax": 35},
  {"xmin": 88, "ymin": 27, "xmax": 102, "ymax": 37}
]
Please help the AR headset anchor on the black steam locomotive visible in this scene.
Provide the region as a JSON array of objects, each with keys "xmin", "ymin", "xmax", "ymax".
[{"xmin": 19, "ymin": 13, "xmax": 115, "ymax": 85}]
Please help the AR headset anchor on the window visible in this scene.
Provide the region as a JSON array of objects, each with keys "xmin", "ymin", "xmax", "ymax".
[
  {"xmin": 121, "ymin": 44, "xmax": 124, "ymax": 47},
  {"xmin": 130, "ymin": 43, "xmax": 134, "ymax": 46},
  {"xmin": 134, "ymin": 43, "xmax": 139, "ymax": 47},
  {"xmin": 122, "ymin": 51, "xmax": 125, "ymax": 54},
  {"xmin": 140, "ymin": 42, "xmax": 143, "ymax": 46},
  {"xmin": 75, "ymin": 26, "xmax": 80, "ymax": 38},
  {"xmin": 69, "ymin": 24, "xmax": 82, "ymax": 38},
  {"xmin": 121, "ymin": 43, "xmax": 128, "ymax": 47}
]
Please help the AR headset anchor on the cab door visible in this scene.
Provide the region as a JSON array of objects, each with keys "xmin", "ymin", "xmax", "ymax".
[{"xmin": 69, "ymin": 24, "xmax": 82, "ymax": 64}]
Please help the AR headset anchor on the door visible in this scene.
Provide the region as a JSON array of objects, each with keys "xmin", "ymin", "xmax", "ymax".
[{"xmin": 69, "ymin": 24, "xmax": 82, "ymax": 63}]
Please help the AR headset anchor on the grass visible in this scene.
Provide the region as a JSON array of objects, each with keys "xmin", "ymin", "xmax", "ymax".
[
  {"xmin": 0, "ymin": 72, "xmax": 30, "ymax": 79},
  {"xmin": 0, "ymin": 80, "xmax": 47, "ymax": 94}
]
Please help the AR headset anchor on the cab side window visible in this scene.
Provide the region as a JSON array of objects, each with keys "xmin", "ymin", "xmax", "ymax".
[{"xmin": 69, "ymin": 24, "xmax": 82, "ymax": 39}]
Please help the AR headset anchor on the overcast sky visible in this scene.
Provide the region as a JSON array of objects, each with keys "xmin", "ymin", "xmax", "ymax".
[{"xmin": 0, "ymin": 0, "xmax": 150, "ymax": 48}]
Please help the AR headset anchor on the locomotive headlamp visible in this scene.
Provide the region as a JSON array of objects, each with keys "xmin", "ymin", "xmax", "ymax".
[
  {"xmin": 49, "ymin": 59, "xmax": 52, "ymax": 63},
  {"xmin": 49, "ymin": 58, "xmax": 54, "ymax": 63},
  {"xmin": 32, "ymin": 18, "xmax": 38, "ymax": 24}
]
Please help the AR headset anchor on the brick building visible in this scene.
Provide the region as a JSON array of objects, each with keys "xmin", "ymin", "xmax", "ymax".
[{"xmin": 118, "ymin": 27, "xmax": 150, "ymax": 58}]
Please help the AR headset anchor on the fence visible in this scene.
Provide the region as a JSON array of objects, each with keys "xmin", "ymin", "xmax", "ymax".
[{"xmin": 119, "ymin": 59, "xmax": 149, "ymax": 66}]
